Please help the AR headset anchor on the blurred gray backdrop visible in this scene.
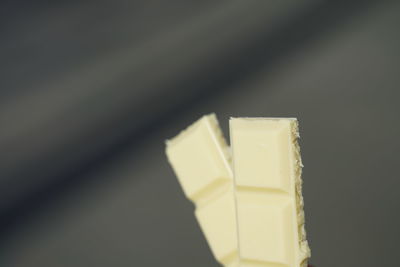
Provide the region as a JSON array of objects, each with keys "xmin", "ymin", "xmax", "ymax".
[{"xmin": 1, "ymin": 1, "xmax": 399, "ymax": 267}]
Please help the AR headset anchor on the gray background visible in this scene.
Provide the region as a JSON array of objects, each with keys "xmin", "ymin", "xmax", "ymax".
[{"xmin": 0, "ymin": 1, "xmax": 399, "ymax": 267}]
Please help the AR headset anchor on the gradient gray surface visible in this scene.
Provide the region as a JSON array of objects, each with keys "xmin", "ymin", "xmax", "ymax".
[{"xmin": 1, "ymin": 1, "xmax": 399, "ymax": 267}]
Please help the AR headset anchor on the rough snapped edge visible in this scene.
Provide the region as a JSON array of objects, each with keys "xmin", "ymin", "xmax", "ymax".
[
  {"xmin": 290, "ymin": 119, "xmax": 311, "ymax": 267},
  {"xmin": 206, "ymin": 114, "xmax": 232, "ymax": 167}
]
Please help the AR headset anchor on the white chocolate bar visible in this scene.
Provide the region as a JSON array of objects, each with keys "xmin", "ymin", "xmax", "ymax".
[
  {"xmin": 230, "ymin": 118, "xmax": 310, "ymax": 267},
  {"xmin": 165, "ymin": 114, "xmax": 239, "ymax": 267}
]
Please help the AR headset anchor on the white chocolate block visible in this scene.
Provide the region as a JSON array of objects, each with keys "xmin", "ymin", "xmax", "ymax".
[
  {"xmin": 166, "ymin": 114, "xmax": 239, "ymax": 266},
  {"xmin": 230, "ymin": 118, "xmax": 310, "ymax": 267}
]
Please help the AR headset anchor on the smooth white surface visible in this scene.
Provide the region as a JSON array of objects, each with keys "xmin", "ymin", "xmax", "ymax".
[
  {"xmin": 230, "ymin": 118, "xmax": 309, "ymax": 267},
  {"xmin": 166, "ymin": 114, "xmax": 238, "ymax": 266}
]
